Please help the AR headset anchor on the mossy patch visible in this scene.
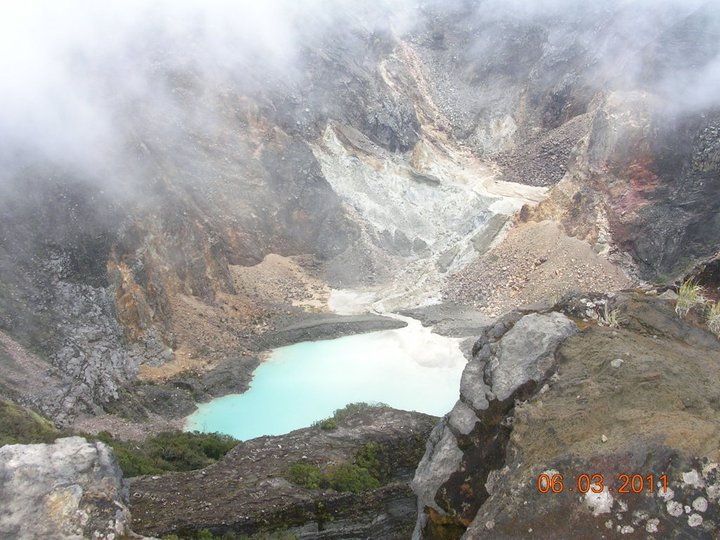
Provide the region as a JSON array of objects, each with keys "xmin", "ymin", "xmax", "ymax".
[{"xmin": 0, "ymin": 399, "xmax": 62, "ymax": 446}]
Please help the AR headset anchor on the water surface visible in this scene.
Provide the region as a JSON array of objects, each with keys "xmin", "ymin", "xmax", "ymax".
[{"xmin": 185, "ymin": 317, "xmax": 465, "ymax": 440}]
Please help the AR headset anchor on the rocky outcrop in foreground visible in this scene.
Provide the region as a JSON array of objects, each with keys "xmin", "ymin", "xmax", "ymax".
[
  {"xmin": 412, "ymin": 293, "xmax": 720, "ymax": 539},
  {"xmin": 0, "ymin": 437, "xmax": 136, "ymax": 540},
  {"xmin": 130, "ymin": 407, "xmax": 435, "ymax": 539}
]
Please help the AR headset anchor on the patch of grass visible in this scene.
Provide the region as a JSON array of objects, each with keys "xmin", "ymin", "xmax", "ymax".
[
  {"xmin": 598, "ymin": 305, "xmax": 621, "ymax": 328},
  {"xmin": 326, "ymin": 463, "xmax": 380, "ymax": 492},
  {"xmin": 95, "ymin": 430, "xmax": 239, "ymax": 477},
  {"xmin": 0, "ymin": 399, "xmax": 62, "ymax": 446},
  {"xmin": 287, "ymin": 440, "xmax": 395, "ymax": 494},
  {"xmin": 314, "ymin": 418, "xmax": 337, "ymax": 431},
  {"xmin": 286, "ymin": 461, "xmax": 379, "ymax": 493},
  {"xmin": 707, "ymin": 302, "xmax": 720, "ymax": 337},
  {"xmin": 288, "ymin": 463, "xmax": 323, "ymax": 489},
  {"xmin": 355, "ymin": 441, "xmax": 387, "ymax": 483},
  {"xmin": 676, "ymin": 279, "xmax": 706, "ymax": 318},
  {"xmin": 332, "ymin": 402, "xmax": 387, "ymax": 421},
  {"xmin": 312, "ymin": 402, "xmax": 387, "ymax": 431}
]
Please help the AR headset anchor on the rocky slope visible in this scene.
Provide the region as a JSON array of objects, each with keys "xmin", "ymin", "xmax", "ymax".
[{"xmin": 411, "ymin": 292, "xmax": 720, "ymax": 539}]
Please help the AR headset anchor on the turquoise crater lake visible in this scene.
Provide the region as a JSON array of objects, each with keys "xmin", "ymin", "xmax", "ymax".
[{"xmin": 185, "ymin": 317, "xmax": 466, "ymax": 440}]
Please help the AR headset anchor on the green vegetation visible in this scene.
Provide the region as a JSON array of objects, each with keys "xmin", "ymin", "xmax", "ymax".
[
  {"xmin": 311, "ymin": 402, "xmax": 387, "ymax": 431},
  {"xmin": 0, "ymin": 399, "xmax": 238, "ymax": 478},
  {"xmin": 287, "ymin": 440, "xmax": 396, "ymax": 493},
  {"xmin": 327, "ymin": 463, "xmax": 380, "ymax": 492},
  {"xmin": 355, "ymin": 441, "xmax": 389, "ymax": 483},
  {"xmin": 287, "ymin": 423, "xmax": 430, "ymax": 495},
  {"xmin": 332, "ymin": 402, "xmax": 387, "ymax": 420},
  {"xmin": 288, "ymin": 463, "xmax": 323, "ymax": 489},
  {"xmin": 314, "ymin": 418, "xmax": 338, "ymax": 431},
  {"xmin": 0, "ymin": 399, "xmax": 62, "ymax": 446},
  {"xmin": 95, "ymin": 430, "xmax": 238, "ymax": 477},
  {"xmin": 670, "ymin": 279, "xmax": 720, "ymax": 338},
  {"xmin": 706, "ymin": 301, "xmax": 720, "ymax": 337},
  {"xmin": 676, "ymin": 279, "xmax": 706, "ymax": 317},
  {"xmin": 598, "ymin": 305, "xmax": 621, "ymax": 328},
  {"xmin": 287, "ymin": 460, "xmax": 380, "ymax": 493}
]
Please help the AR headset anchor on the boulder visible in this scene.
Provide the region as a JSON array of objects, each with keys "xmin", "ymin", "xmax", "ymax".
[{"xmin": 0, "ymin": 437, "xmax": 138, "ymax": 540}]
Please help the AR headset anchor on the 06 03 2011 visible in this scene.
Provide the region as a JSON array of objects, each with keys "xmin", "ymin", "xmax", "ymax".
[{"xmin": 536, "ymin": 472, "xmax": 668, "ymax": 494}]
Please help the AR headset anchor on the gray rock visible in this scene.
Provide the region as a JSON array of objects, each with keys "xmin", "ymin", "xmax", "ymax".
[
  {"xmin": 417, "ymin": 294, "xmax": 720, "ymax": 539},
  {"xmin": 411, "ymin": 422, "xmax": 464, "ymax": 515},
  {"xmin": 659, "ymin": 290, "xmax": 679, "ymax": 301},
  {"xmin": 0, "ymin": 437, "xmax": 137, "ymax": 540},
  {"xmin": 262, "ymin": 313, "xmax": 407, "ymax": 348},
  {"xmin": 460, "ymin": 360, "xmax": 491, "ymax": 411},
  {"xmin": 471, "ymin": 214, "xmax": 509, "ymax": 255},
  {"xmin": 399, "ymin": 303, "xmax": 492, "ymax": 338},
  {"xmin": 412, "ymin": 312, "xmax": 578, "ymax": 538},
  {"xmin": 460, "ymin": 312, "xmax": 576, "ymax": 411},
  {"xmin": 448, "ymin": 400, "xmax": 479, "ymax": 435},
  {"xmin": 130, "ymin": 407, "xmax": 436, "ymax": 538},
  {"xmin": 436, "ymin": 244, "xmax": 462, "ymax": 273},
  {"xmin": 489, "ymin": 312, "xmax": 578, "ymax": 401}
]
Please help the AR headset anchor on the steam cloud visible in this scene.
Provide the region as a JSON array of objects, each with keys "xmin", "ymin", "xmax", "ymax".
[{"xmin": 1, "ymin": 0, "xmax": 719, "ymax": 183}]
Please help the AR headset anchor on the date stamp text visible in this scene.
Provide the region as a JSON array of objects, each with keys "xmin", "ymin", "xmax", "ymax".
[{"xmin": 537, "ymin": 473, "xmax": 668, "ymax": 494}]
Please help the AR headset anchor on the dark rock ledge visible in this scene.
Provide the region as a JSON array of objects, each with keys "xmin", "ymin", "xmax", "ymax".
[{"xmin": 129, "ymin": 407, "xmax": 435, "ymax": 539}]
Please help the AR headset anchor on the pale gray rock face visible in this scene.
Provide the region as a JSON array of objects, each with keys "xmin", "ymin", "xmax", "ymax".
[
  {"xmin": 447, "ymin": 400, "xmax": 478, "ymax": 436},
  {"xmin": 411, "ymin": 421, "xmax": 464, "ymax": 516},
  {"xmin": 488, "ymin": 312, "xmax": 578, "ymax": 401},
  {"xmin": 459, "ymin": 312, "xmax": 577, "ymax": 410},
  {"xmin": 0, "ymin": 437, "xmax": 134, "ymax": 540},
  {"xmin": 459, "ymin": 359, "xmax": 491, "ymax": 411}
]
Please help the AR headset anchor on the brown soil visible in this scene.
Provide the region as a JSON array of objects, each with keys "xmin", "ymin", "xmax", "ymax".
[
  {"xmin": 444, "ymin": 220, "xmax": 633, "ymax": 317},
  {"xmin": 138, "ymin": 254, "xmax": 329, "ymax": 383},
  {"xmin": 230, "ymin": 253, "xmax": 331, "ymax": 312}
]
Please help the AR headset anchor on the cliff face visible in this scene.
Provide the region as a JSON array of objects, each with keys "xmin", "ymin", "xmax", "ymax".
[
  {"xmin": 523, "ymin": 94, "xmax": 720, "ymax": 280},
  {"xmin": 411, "ymin": 293, "xmax": 720, "ymax": 539}
]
